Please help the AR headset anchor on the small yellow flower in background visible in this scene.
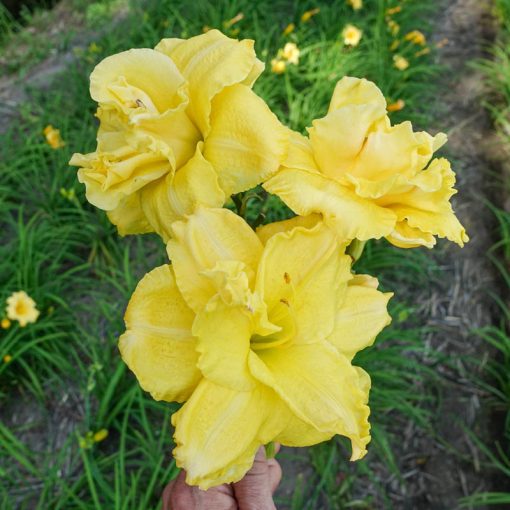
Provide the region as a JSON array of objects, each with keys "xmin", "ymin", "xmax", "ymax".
[
  {"xmin": 88, "ymin": 42, "xmax": 102, "ymax": 54},
  {"xmin": 393, "ymin": 54, "xmax": 409, "ymax": 70},
  {"xmin": 342, "ymin": 24, "xmax": 363, "ymax": 47},
  {"xmin": 415, "ymin": 47, "xmax": 431, "ymax": 57},
  {"xmin": 347, "ymin": 0, "xmax": 363, "ymax": 10},
  {"xmin": 223, "ymin": 12, "xmax": 244, "ymax": 29},
  {"xmin": 43, "ymin": 125, "xmax": 65, "ymax": 149},
  {"xmin": 386, "ymin": 6, "xmax": 402, "ymax": 15},
  {"xmin": 283, "ymin": 22, "xmax": 295, "ymax": 36},
  {"xmin": 3, "ymin": 355, "xmax": 12, "ymax": 363},
  {"xmin": 301, "ymin": 8, "xmax": 320, "ymax": 22},
  {"xmin": 387, "ymin": 19, "xmax": 400, "ymax": 36},
  {"xmin": 390, "ymin": 39, "xmax": 400, "ymax": 51},
  {"xmin": 1, "ymin": 318, "xmax": 10, "ymax": 329},
  {"xmin": 282, "ymin": 42, "xmax": 300, "ymax": 64},
  {"xmin": 387, "ymin": 99, "xmax": 405, "ymax": 112},
  {"xmin": 404, "ymin": 30, "xmax": 426, "ymax": 46},
  {"xmin": 6, "ymin": 291, "xmax": 40, "ymax": 327},
  {"xmin": 93, "ymin": 429, "xmax": 109, "ymax": 442},
  {"xmin": 60, "ymin": 187, "xmax": 76, "ymax": 201},
  {"xmin": 271, "ymin": 58, "xmax": 286, "ymax": 74}
]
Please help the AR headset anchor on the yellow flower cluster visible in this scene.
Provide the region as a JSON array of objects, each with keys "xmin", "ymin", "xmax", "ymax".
[
  {"xmin": 5, "ymin": 291, "xmax": 40, "ymax": 327},
  {"xmin": 71, "ymin": 31, "xmax": 467, "ymax": 490},
  {"xmin": 271, "ymin": 42, "xmax": 300, "ymax": 74}
]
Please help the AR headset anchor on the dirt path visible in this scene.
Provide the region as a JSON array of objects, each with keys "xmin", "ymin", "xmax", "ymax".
[{"xmin": 399, "ymin": 1, "xmax": 500, "ymax": 508}]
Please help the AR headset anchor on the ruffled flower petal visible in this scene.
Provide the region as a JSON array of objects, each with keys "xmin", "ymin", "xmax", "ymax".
[
  {"xmin": 156, "ymin": 30, "xmax": 264, "ymax": 135},
  {"xmin": 255, "ymin": 223, "xmax": 351, "ymax": 344},
  {"xmin": 249, "ymin": 342, "xmax": 371, "ymax": 460},
  {"xmin": 256, "ymin": 214, "xmax": 322, "ymax": 245},
  {"xmin": 167, "ymin": 208, "xmax": 263, "ymax": 312},
  {"xmin": 119, "ymin": 265, "xmax": 200, "ymax": 402},
  {"xmin": 264, "ymin": 168, "xmax": 397, "ymax": 241},
  {"xmin": 172, "ymin": 379, "xmax": 286, "ymax": 489}
]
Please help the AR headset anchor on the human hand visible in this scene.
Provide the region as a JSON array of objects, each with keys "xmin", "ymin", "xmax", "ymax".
[{"xmin": 162, "ymin": 446, "xmax": 282, "ymax": 510}]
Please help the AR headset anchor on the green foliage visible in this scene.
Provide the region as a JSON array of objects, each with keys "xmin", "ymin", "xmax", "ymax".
[{"xmin": 0, "ymin": 0, "xmax": 445, "ymax": 508}]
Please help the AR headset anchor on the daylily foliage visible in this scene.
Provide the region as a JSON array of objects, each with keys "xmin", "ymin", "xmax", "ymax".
[{"xmin": 71, "ymin": 30, "xmax": 467, "ymax": 489}]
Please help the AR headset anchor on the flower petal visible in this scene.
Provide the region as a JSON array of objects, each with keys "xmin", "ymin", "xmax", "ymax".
[
  {"xmin": 119, "ymin": 265, "xmax": 200, "ymax": 402},
  {"xmin": 192, "ymin": 299, "xmax": 255, "ymax": 391},
  {"xmin": 256, "ymin": 223, "xmax": 351, "ymax": 344},
  {"xmin": 167, "ymin": 208, "xmax": 263, "ymax": 313},
  {"xmin": 139, "ymin": 145, "xmax": 226, "ymax": 242},
  {"xmin": 255, "ymin": 214, "xmax": 322, "ymax": 245},
  {"xmin": 328, "ymin": 76, "xmax": 387, "ymax": 113},
  {"xmin": 380, "ymin": 158, "xmax": 469, "ymax": 246},
  {"xmin": 156, "ymin": 30, "xmax": 264, "ymax": 135},
  {"xmin": 204, "ymin": 84, "xmax": 289, "ymax": 196},
  {"xmin": 327, "ymin": 279, "xmax": 392, "ymax": 360},
  {"xmin": 106, "ymin": 192, "xmax": 153, "ymax": 236},
  {"xmin": 90, "ymin": 48, "xmax": 187, "ymax": 115},
  {"xmin": 264, "ymin": 168, "xmax": 397, "ymax": 241},
  {"xmin": 387, "ymin": 221, "xmax": 437, "ymax": 248},
  {"xmin": 249, "ymin": 342, "xmax": 371, "ymax": 460},
  {"xmin": 172, "ymin": 379, "xmax": 286, "ymax": 489}
]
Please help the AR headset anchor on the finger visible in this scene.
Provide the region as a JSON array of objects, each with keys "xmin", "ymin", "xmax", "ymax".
[
  {"xmin": 233, "ymin": 447, "xmax": 276, "ymax": 510},
  {"xmin": 267, "ymin": 459, "xmax": 282, "ymax": 494}
]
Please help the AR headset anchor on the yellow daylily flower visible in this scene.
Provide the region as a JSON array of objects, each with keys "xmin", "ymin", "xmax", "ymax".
[
  {"xmin": 264, "ymin": 77, "xmax": 468, "ymax": 248},
  {"xmin": 6, "ymin": 291, "xmax": 40, "ymax": 327},
  {"xmin": 404, "ymin": 30, "xmax": 426, "ymax": 46},
  {"xmin": 301, "ymin": 8, "xmax": 320, "ymax": 22},
  {"xmin": 43, "ymin": 125, "xmax": 65, "ymax": 149},
  {"xmin": 70, "ymin": 30, "xmax": 288, "ymax": 241},
  {"xmin": 271, "ymin": 58, "xmax": 286, "ymax": 74},
  {"xmin": 393, "ymin": 54, "xmax": 409, "ymax": 70},
  {"xmin": 342, "ymin": 24, "xmax": 363, "ymax": 47},
  {"xmin": 282, "ymin": 42, "xmax": 300, "ymax": 65},
  {"xmin": 347, "ymin": 0, "xmax": 363, "ymax": 10},
  {"xmin": 119, "ymin": 207, "xmax": 392, "ymax": 489},
  {"xmin": 1, "ymin": 318, "xmax": 11, "ymax": 329},
  {"xmin": 283, "ymin": 22, "xmax": 295, "ymax": 36}
]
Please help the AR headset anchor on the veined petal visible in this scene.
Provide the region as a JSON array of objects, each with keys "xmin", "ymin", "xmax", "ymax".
[
  {"xmin": 264, "ymin": 168, "xmax": 397, "ymax": 241},
  {"xmin": 256, "ymin": 223, "xmax": 351, "ymax": 344},
  {"xmin": 90, "ymin": 48, "xmax": 187, "ymax": 115},
  {"xmin": 327, "ymin": 278, "xmax": 392, "ymax": 360},
  {"xmin": 156, "ymin": 30, "xmax": 264, "ymax": 135},
  {"xmin": 256, "ymin": 214, "xmax": 322, "ymax": 245},
  {"xmin": 192, "ymin": 300, "xmax": 255, "ymax": 390},
  {"xmin": 249, "ymin": 342, "xmax": 371, "ymax": 460},
  {"xmin": 328, "ymin": 76, "xmax": 387, "ymax": 113},
  {"xmin": 119, "ymin": 265, "xmax": 200, "ymax": 402},
  {"xmin": 204, "ymin": 84, "xmax": 289, "ymax": 196},
  {"xmin": 167, "ymin": 208, "xmax": 263, "ymax": 313},
  {"xmin": 172, "ymin": 379, "xmax": 286, "ymax": 489}
]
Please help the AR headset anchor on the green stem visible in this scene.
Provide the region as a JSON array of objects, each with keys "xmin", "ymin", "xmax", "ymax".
[
  {"xmin": 347, "ymin": 239, "xmax": 366, "ymax": 263},
  {"xmin": 265, "ymin": 441, "xmax": 276, "ymax": 459}
]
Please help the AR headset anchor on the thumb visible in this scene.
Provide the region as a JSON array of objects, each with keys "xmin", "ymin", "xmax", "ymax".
[{"xmin": 233, "ymin": 447, "xmax": 280, "ymax": 510}]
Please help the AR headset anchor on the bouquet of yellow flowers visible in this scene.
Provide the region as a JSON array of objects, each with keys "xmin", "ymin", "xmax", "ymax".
[{"xmin": 71, "ymin": 30, "xmax": 467, "ymax": 489}]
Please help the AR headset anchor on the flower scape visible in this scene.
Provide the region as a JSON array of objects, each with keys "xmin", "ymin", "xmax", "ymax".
[{"xmin": 71, "ymin": 30, "xmax": 467, "ymax": 489}]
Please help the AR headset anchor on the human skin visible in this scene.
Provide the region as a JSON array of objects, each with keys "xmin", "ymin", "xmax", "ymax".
[{"xmin": 162, "ymin": 447, "xmax": 282, "ymax": 510}]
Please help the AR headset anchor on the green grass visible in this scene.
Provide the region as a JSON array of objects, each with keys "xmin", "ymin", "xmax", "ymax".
[{"xmin": 0, "ymin": 0, "xmax": 449, "ymax": 508}]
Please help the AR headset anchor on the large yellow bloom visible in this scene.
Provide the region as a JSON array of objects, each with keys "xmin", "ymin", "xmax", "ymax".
[
  {"xmin": 264, "ymin": 77, "xmax": 468, "ymax": 248},
  {"xmin": 70, "ymin": 30, "xmax": 288, "ymax": 241},
  {"xmin": 119, "ymin": 207, "xmax": 392, "ymax": 489}
]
